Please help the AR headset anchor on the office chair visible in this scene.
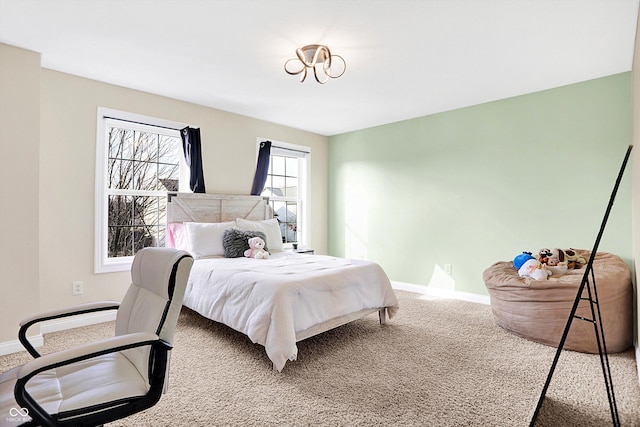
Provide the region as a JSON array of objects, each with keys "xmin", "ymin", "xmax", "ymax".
[{"xmin": 0, "ymin": 247, "xmax": 193, "ymax": 426}]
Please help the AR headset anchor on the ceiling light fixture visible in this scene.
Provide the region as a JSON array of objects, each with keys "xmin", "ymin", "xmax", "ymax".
[{"xmin": 284, "ymin": 44, "xmax": 346, "ymax": 84}]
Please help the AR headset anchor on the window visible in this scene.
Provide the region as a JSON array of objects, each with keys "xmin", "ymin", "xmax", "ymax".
[
  {"xmin": 95, "ymin": 108, "xmax": 189, "ymax": 273},
  {"xmin": 259, "ymin": 140, "xmax": 310, "ymax": 247}
]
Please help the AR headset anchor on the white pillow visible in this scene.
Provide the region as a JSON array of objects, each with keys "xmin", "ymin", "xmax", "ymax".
[
  {"xmin": 184, "ymin": 221, "xmax": 235, "ymax": 259},
  {"xmin": 235, "ymin": 218, "xmax": 283, "ymax": 252}
]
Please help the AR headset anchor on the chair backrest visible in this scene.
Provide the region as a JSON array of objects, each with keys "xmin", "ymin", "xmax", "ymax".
[{"xmin": 115, "ymin": 247, "xmax": 193, "ymax": 383}]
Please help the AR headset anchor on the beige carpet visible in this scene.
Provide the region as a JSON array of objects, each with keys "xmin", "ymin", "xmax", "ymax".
[{"xmin": 1, "ymin": 290, "xmax": 639, "ymax": 426}]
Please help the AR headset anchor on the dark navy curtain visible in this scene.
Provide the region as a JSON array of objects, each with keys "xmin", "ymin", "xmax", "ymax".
[
  {"xmin": 250, "ymin": 140, "xmax": 272, "ymax": 195},
  {"xmin": 180, "ymin": 127, "xmax": 206, "ymax": 193}
]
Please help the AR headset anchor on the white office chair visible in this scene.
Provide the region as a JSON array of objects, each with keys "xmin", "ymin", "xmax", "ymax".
[{"xmin": 0, "ymin": 247, "xmax": 193, "ymax": 427}]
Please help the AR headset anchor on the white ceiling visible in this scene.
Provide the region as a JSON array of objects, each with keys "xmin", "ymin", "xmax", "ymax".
[{"xmin": 1, "ymin": 0, "xmax": 638, "ymax": 136}]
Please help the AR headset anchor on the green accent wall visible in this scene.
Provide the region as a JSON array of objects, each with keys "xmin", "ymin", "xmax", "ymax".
[{"xmin": 328, "ymin": 73, "xmax": 632, "ymax": 296}]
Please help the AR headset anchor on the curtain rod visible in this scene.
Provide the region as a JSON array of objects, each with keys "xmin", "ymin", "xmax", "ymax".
[
  {"xmin": 268, "ymin": 142, "xmax": 310, "ymax": 155},
  {"xmin": 103, "ymin": 115, "xmax": 195, "ymax": 132}
]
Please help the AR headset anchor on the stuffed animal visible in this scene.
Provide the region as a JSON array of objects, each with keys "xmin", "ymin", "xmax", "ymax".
[
  {"xmin": 545, "ymin": 248, "xmax": 568, "ymax": 269},
  {"xmin": 538, "ymin": 247, "xmax": 586, "ymax": 270},
  {"xmin": 564, "ymin": 248, "xmax": 587, "ymax": 269},
  {"xmin": 537, "ymin": 248, "xmax": 553, "ymax": 266},
  {"xmin": 518, "ymin": 259, "xmax": 551, "ymax": 280},
  {"xmin": 513, "ymin": 251, "xmax": 535, "ymax": 270},
  {"xmin": 244, "ymin": 236, "xmax": 270, "ymax": 259}
]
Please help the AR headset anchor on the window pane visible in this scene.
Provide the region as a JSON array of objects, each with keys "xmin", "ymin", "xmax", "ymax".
[
  {"xmin": 271, "ymin": 175, "xmax": 285, "ymax": 197},
  {"xmin": 272, "ymin": 156, "xmax": 285, "ymax": 176},
  {"xmin": 267, "ymin": 174, "xmax": 273, "ymax": 193},
  {"xmin": 282, "ymin": 202, "xmax": 298, "ymax": 243},
  {"xmin": 108, "ymin": 159, "xmax": 134, "ymax": 190},
  {"xmin": 108, "ymin": 225, "xmax": 133, "ymax": 257},
  {"xmin": 158, "ymin": 163, "xmax": 179, "ymax": 191},
  {"xmin": 133, "ymin": 196, "xmax": 158, "ymax": 225},
  {"xmin": 133, "ymin": 159, "xmax": 157, "ymax": 191},
  {"xmin": 284, "ymin": 176, "xmax": 298, "ymax": 198},
  {"xmin": 108, "ymin": 128, "xmax": 133, "ymax": 160},
  {"xmin": 272, "ymin": 200, "xmax": 286, "ymax": 223},
  {"xmin": 285, "ymin": 157, "xmax": 298, "ymax": 177},
  {"xmin": 134, "ymin": 196, "xmax": 166, "ymax": 247},
  {"xmin": 134, "ymin": 132, "xmax": 159, "ymax": 163},
  {"xmin": 133, "ymin": 227, "xmax": 156, "ymax": 251},
  {"xmin": 108, "ymin": 195, "xmax": 133, "ymax": 257},
  {"xmin": 272, "ymin": 200, "xmax": 298, "ymax": 243},
  {"xmin": 159, "ymin": 135, "xmax": 180, "ymax": 164},
  {"xmin": 108, "ymin": 195, "xmax": 132, "ymax": 226}
]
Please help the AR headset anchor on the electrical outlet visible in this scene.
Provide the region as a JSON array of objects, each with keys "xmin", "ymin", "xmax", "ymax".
[
  {"xmin": 72, "ymin": 281, "xmax": 84, "ymax": 295},
  {"xmin": 444, "ymin": 264, "xmax": 452, "ymax": 275}
]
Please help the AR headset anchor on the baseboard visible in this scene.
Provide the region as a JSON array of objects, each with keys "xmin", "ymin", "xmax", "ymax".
[
  {"xmin": 391, "ymin": 281, "xmax": 491, "ymax": 305},
  {"xmin": 0, "ymin": 335, "xmax": 43, "ymax": 356},
  {"xmin": 0, "ymin": 311, "xmax": 117, "ymax": 356},
  {"xmin": 39, "ymin": 310, "xmax": 117, "ymax": 334}
]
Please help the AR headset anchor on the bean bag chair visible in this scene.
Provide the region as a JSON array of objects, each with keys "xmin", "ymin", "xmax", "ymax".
[{"xmin": 482, "ymin": 250, "xmax": 632, "ymax": 353}]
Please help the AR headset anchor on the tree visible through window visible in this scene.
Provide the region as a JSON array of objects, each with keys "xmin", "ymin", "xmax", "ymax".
[
  {"xmin": 106, "ymin": 125, "xmax": 181, "ymax": 257},
  {"xmin": 96, "ymin": 109, "xmax": 187, "ymax": 273}
]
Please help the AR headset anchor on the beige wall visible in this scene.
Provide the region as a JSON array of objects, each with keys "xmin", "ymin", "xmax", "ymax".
[
  {"xmin": 1, "ymin": 43, "xmax": 328, "ymax": 346},
  {"xmin": 0, "ymin": 44, "xmax": 41, "ymax": 343},
  {"xmin": 633, "ymin": 11, "xmax": 640, "ymax": 380}
]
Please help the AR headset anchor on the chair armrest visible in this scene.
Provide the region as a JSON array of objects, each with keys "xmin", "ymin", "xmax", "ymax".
[
  {"xmin": 19, "ymin": 301, "xmax": 120, "ymax": 358},
  {"xmin": 20, "ymin": 301, "xmax": 120, "ymax": 327},
  {"xmin": 14, "ymin": 332, "xmax": 169, "ymax": 427},
  {"xmin": 16, "ymin": 332, "xmax": 162, "ymax": 379}
]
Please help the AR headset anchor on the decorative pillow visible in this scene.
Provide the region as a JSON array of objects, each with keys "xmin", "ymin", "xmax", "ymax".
[
  {"xmin": 167, "ymin": 223, "xmax": 189, "ymax": 251},
  {"xmin": 235, "ymin": 218, "xmax": 283, "ymax": 252},
  {"xmin": 223, "ymin": 229, "xmax": 268, "ymax": 258},
  {"xmin": 184, "ymin": 221, "xmax": 235, "ymax": 259}
]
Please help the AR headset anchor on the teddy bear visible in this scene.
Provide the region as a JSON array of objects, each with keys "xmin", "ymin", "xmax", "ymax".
[
  {"xmin": 537, "ymin": 248, "xmax": 553, "ymax": 266},
  {"xmin": 518, "ymin": 258, "xmax": 551, "ymax": 280},
  {"xmin": 564, "ymin": 248, "xmax": 587, "ymax": 269},
  {"xmin": 244, "ymin": 236, "xmax": 270, "ymax": 259},
  {"xmin": 538, "ymin": 248, "xmax": 566, "ymax": 267},
  {"xmin": 537, "ymin": 247, "xmax": 586, "ymax": 271}
]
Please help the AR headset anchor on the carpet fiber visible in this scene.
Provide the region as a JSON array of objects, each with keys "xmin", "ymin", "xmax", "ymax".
[{"xmin": 1, "ymin": 290, "xmax": 639, "ymax": 426}]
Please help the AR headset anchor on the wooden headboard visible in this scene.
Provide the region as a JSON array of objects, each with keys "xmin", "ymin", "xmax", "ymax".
[{"xmin": 167, "ymin": 193, "xmax": 272, "ymax": 224}]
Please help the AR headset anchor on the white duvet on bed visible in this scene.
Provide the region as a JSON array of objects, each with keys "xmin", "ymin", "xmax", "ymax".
[{"xmin": 183, "ymin": 252, "xmax": 399, "ymax": 371}]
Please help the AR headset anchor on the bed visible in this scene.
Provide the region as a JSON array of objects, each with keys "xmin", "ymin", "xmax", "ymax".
[{"xmin": 166, "ymin": 193, "xmax": 399, "ymax": 371}]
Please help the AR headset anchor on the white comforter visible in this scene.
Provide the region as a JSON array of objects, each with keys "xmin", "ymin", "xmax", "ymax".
[{"xmin": 183, "ymin": 252, "xmax": 399, "ymax": 371}]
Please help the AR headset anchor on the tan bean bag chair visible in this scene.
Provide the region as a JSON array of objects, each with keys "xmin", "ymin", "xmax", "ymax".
[{"xmin": 482, "ymin": 250, "xmax": 632, "ymax": 353}]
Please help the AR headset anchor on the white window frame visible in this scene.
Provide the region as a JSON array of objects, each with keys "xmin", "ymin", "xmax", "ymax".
[
  {"xmin": 95, "ymin": 107, "xmax": 189, "ymax": 273},
  {"xmin": 257, "ymin": 138, "xmax": 311, "ymax": 248}
]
